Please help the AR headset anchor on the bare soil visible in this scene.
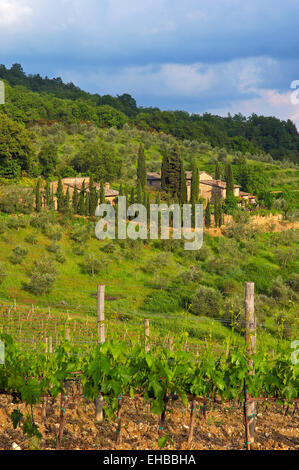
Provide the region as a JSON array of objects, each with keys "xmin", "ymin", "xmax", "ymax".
[{"xmin": 0, "ymin": 395, "xmax": 298, "ymax": 451}]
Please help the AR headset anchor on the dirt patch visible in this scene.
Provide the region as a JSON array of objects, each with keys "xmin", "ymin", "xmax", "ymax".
[{"xmin": 0, "ymin": 396, "xmax": 298, "ymax": 450}]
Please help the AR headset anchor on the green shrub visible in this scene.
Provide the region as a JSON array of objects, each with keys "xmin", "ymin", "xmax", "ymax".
[
  {"xmin": 30, "ymin": 211, "xmax": 56, "ymax": 231},
  {"xmin": 190, "ymin": 286, "xmax": 222, "ymax": 317},
  {"xmin": 25, "ymin": 233, "xmax": 38, "ymax": 245},
  {"xmin": 0, "ymin": 186, "xmax": 34, "ymax": 214},
  {"xmin": 288, "ymin": 273, "xmax": 299, "ymax": 293},
  {"xmin": 25, "ymin": 258, "xmax": 57, "ymax": 295},
  {"xmin": 81, "ymin": 253, "xmax": 108, "ymax": 277},
  {"xmin": 47, "ymin": 242, "xmax": 60, "ymax": 254},
  {"xmin": 0, "ymin": 263, "xmax": 7, "ymax": 285},
  {"xmin": 9, "ymin": 246, "xmax": 28, "ymax": 265}
]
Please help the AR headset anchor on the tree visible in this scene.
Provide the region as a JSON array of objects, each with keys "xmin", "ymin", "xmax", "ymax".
[
  {"xmin": 100, "ymin": 180, "xmax": 106, "ymax": 204},
  {"xmin": 161, "ymin": 153, "xmax": 168, "ymax": 191},
  {"xmin": 179, "ymin": 162, "xmax": 187, "ymax": 205},
  {"xmin": 215, "ymin": 161, "xmax": 221, "ymax": 180},
  {"xmin": 225, "ymin": 163, "xmax": 237, "ymax": 213},
  {"xmin": 214, "ymin": 195, "xmax": 220, "ymax": 227},
  {"xmin": 89, "ymin": 175, "xmax": 98, "ymax": 216},
  {"xmin": 0, "ymin": 114, "xmax": 36, "ymax": 178},
  {"xmin": 161, "ymin": 145, "xmax": 183, "ymax": 197},
  {"xmin": 35, "ymin": 179, "xmax": 42, "ymax": 212},
  {"xmin": 137, "ymin": 144, "xmax": 147, "ymax": 189},
  {"xmin": 26, "ymin": 258, "xmax": 57, "ymax": 295},
  {"xmin": 45, "ymin": 180, "xmax": 51, "ymax": 208},
  {"xmin": 64, "ymin": 186, "xmax": 70, "ymax": 211},
  {"xmin": 72, "ymin": 185, "xmax": 79, "ymax": 213},
  {"xmin": 225, "ymin": 163, "xmax": 234, "ymax": 197},
  {"xmin": 191, "ymin": 160, "xmax": 199, "ymax": 203},
  {"xmin": 56, "ymin": 177, "xmax": 64, "ymax": 212},
  {"xmin": 205, "ymin": 200, "xmax": 211, "ymax": 228},
  {"xmin": 79, "ymin": 180, "xmax": 86, "ymax": 215},
  {"xmin": 38, "ymin": 143, "xmax": 58, "ymax": 177},
  {"xmin": 136, "ymin": 181, "xmax": 143, "ymax": 204}
]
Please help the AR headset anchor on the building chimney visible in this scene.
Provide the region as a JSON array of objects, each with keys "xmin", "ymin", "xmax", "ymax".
[{"xmin": 105, "ymin": 182, "xmax": 110, "ymax": 190}]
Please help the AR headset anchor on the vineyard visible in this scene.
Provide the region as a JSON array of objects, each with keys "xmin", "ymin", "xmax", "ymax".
[{"xmin": 0, "ymin": 284, "xmax": 298, "ymax": 451}]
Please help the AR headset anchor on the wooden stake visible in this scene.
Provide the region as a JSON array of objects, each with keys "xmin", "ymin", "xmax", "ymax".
[
  {"xmin": 187, "ymin": 399, "xmax": 196, "ymax": 447},
  {"xmin": 95, "ymin": 285, "xmax": 105, "ymax": 422},
  {"xmin": 245, "ymin": 282, "xmax": 256, "ymax": 450},
  {"xmin": 97, "ymin": 285, "xmax": 105, "ymax": 344},
  {"xmin": 145, "ymin": 319, "xmax": 150, "ymax": 353}
]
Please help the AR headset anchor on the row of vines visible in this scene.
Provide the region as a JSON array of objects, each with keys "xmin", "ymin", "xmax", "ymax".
[{"xmin": 0, "ymin": 333, "xmax": 298, "ymax": 449}]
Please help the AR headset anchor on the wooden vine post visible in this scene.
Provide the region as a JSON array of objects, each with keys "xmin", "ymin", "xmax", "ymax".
[
  {"xmin": 244, "ymin": 282, "xmax": 256, "ymax": 450},
  {"xmin": 95, "ymin": 285, "xmax": 105, "ymax": 422},
  {"xmin": 144, "ymin": 319, "xmax": 150, "ymax": 353}
]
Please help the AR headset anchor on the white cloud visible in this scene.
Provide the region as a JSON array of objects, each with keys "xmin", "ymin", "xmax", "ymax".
[
  {"xmin": 0, "ymin": 0, "xmax": 32, "ymax": 27},
  {"xmin": 210, "ymin": 89, "xmax": 299, "ymax": 128}
]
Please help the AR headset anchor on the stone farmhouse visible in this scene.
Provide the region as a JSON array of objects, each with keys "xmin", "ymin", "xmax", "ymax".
[{"xmin": 147, "ymin": 171, "xmax": 256, "ymax": 204}]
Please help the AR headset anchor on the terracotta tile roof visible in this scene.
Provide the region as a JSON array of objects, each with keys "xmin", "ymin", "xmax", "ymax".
[{"xmin": 200, "ymin": 179, "xmax": 241, "ymax": 188}]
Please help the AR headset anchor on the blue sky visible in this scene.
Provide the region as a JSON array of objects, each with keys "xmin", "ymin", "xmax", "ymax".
[{"xmin": 0, "ymin": 0, "xmax": 298, "ymax": 125}]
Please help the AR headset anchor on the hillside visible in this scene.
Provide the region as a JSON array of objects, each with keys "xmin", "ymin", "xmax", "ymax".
[{"xmin": 0, "ymin": 63, "xmax": 298, "ymax": 164}]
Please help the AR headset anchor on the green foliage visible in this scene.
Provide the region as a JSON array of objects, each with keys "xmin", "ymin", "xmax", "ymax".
[
  {"xmin": 0, "ymin": 114, "xmax": 36, "ymax": 177},
  {"xmin": 25, "ymin": 258, "xmax": 57, "ymax": 295},
  {"xmin": 9, "ymin": 245, "xmax": 28, "ymax": 264},
  {"xmin": 190, "ymin": 286, "xmax": 222, "ymax": 317},
  {"xmin": 0, "ymin": 185, "xmax": 34, "ymax": 213}
]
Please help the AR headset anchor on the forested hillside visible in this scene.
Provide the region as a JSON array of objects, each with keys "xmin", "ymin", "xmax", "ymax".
[{"xmin": 1, "ymin": 63, "xmax": 298, "ymax": 163}]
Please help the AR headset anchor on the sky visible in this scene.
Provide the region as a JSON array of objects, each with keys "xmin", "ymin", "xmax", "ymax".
[{"xmin": 0, "ymin": 0, "xmax": 299, "ymax": 126}]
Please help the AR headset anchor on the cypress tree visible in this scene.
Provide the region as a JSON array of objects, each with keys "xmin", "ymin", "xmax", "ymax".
[
  {"xmin": 225, "ymin": 163, "xmax": 237, "ymax": 213},
  {"xmin": 45, "ymin": 180, "xmax": 51, "ymax": 208},
  {"xmin": 137, "ymin": 181, "xmax": 143, "ymax": 204},
  {"xmin": 161, "ymin": 145, "xmax": 182, "ymax": 196},
  {"xmin": 89, "ymin": 175, "xmax": 97, "ymax": 216},
  {"xmin": 35, "ymin": 179, "xmax": 41, "ymax": 212},
  {"xmin": 218, "ymin": 200, "xmax": 223, "ymax": 228},
  {"xmin": 79, "ymin": 180, "xmax": 86, "ymax": 215},
  {"xmin": 137, "ymin": 144, "xmax": 147, "ymax": 189},
  {"xmin": 161, "ymin": 153, "xmax": 168, "ymax": 191},
  {"xmin": 72, "ymin": 185, "xmax": 78, "ymax": 213},
  {"xmin": 205, "ymin": 200, "xmax": 211, "ymax": 228},
  {"xmin": 64, "ymin": 186, "xmax": 70, "ymax": 211},
  {"xmin": 214, "ymin": 194, "xmax": 219, "ymax": 227},
  {"xmin": 50, "ymin": 186, "xmax": 55, "ymax": 210},
  {"xmin": 146, "ymin": 193, "xmax": 151, "ymax": 225},
  {"xmin": 130, "ymin": 187, "xmax": 135, "ymax": 206},
  {"xmin": 100, "ymin": 180, "xmax": 106, "ymax": 204},
  {"xmin": 56, "ymin": 177, "xmax": 64, "ymax": 212},
  {"xmin": 179, "ymin": 163, "xmax": 187, "ymax": 205},
  {"xmin": 215, "ymin": 161, "xmax": 221, "ymax": 180},
  {"xmin": 191, "ymin": 160, "xmax": 199, "ymax": 203},
  {"xmin": 225, "ymin": 164, "xmax": 234, "ymax": 196}
]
